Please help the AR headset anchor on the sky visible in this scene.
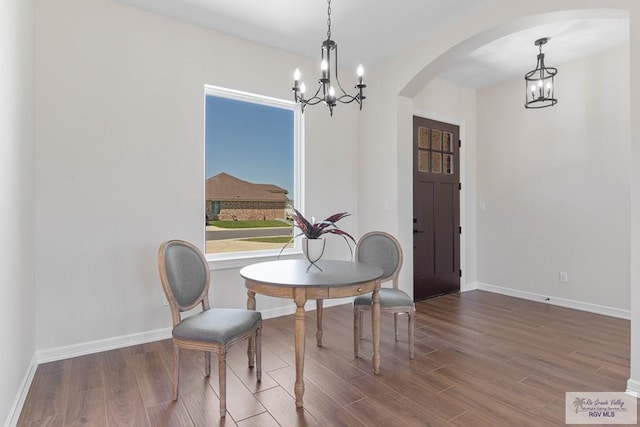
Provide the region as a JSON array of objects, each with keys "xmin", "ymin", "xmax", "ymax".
[{"xmin": 205, "ymin": 95, "xmax": 294, "ymax": 196}]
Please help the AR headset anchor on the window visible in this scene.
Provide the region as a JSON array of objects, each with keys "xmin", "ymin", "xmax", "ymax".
[
  {"xmin": 417, "ymin": 126, "xmax": 454, "ymax": 175},
  {"xmin": 212, "ymin": 201, "xmax": 220, "ymax": 215},
  {"xmin": 204, "ymin": 85, "xmax": 303, "ymax": 262}
]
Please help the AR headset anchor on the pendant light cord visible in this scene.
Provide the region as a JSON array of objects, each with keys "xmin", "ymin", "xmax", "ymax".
[{"xmin": 327, "ymin": 0, "xmax": 332, "ymax": 39}]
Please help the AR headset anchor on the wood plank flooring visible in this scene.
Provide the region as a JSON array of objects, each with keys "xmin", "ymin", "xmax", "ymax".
[{"xmin": 18, "ymin": 291, "xmax": 638, "ymax": 426}]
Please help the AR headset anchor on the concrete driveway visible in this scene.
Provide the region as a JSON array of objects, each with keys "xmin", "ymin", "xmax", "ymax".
[
  {"xmin": 205, "ymin": 225, "xmax": 292, "ymax": 240},
  {"xmin": 205, "ymin": 225, "xmax": 294, "ymax": 253}
]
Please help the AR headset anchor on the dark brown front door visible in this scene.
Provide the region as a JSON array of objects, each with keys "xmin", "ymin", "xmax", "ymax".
[{"xmin": 413, "ymin": 116, "xmax": 460, "ymax": 300}]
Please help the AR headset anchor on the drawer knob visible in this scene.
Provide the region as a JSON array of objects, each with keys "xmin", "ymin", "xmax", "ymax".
[{"xmin": 357, "ymin": 288, "xmax": 362, "ymax": 292}]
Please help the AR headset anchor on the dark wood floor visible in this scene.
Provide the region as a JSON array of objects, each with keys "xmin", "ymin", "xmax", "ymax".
[{"xmin": 18, "ymin": 291, "xmax": 638, "ymax": 426}]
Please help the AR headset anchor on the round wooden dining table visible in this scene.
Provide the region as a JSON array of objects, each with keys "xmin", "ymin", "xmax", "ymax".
[{"xmin": 240, "ymin": 259, "xmax": 383, "ymax": 408}]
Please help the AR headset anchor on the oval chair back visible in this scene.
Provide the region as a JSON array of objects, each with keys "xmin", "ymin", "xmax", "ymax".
[
  {"xmin": 355, "ymin": 231, "xmax": 403, "ymax": 288},
  {"xmin": 158, "ymin": 240, "xmax": 211, "ymax": 326}
]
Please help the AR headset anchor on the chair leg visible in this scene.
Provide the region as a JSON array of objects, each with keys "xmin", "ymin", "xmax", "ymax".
[
  {"xmin": 172, "ymin": 344, "xmax": 180, "ymax": 400},
  {"xmin": 205, "ymin": 351, "xmax": 211, "ymax": 377},
  {"xmin": 218, "ymin": 348, "xmax": 227, "ymax": 417},
  {"xmin": 255, "ymin": 327, "xmax": 262, "ymax": 381},
  {"xmin": 408, "ymin": 311, "xmax": 415, "ymax": 360},
  {"xmin": 394, "ymin": 313, "xmax": 399, "ymax": 341},
  {"xmin": 247, "ymin": 332, "xmax": 256, "ymax": 369},
  {"xmin": 358, "ymin": 309, "xmax": 364, "ymax": 339},
  {"xmin": 353, "ymin": 306, "xmax": 359, "ymax": 358}
]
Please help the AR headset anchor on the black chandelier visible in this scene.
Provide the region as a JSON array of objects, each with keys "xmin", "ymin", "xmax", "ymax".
[
  {"xmin": 291, "ymin": 0, "xmax": 366, "ymax": 116},
  {"xmin": 524, "ymin": 37, "xmax": 558, "ymax": 109}
]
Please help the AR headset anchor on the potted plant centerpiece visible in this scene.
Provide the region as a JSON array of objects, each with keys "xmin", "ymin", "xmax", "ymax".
[{"xmin": 284, "ymin": 208, "xmax": 356, "ymax": 270}]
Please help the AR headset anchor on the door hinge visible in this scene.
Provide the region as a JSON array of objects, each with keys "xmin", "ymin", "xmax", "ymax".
[
  {"xmin": 459, "ymin": 269, "xmax": 462, "ymax": 277},
  {"xmin": 458, "ymin": 139, "xmax": 462, "ymax": 148},
  {"xmin": 458, "ymin": 183, "xmax": 462, "ymax": 190},
  {"xmin": 459, "ymin": 226, "xmax": 462, "ymax": 234}
]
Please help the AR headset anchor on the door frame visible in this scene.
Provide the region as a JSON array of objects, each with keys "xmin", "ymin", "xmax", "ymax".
[{"xmin": 411, "ymin": 109, "xmax": 468, "ymax": 293}]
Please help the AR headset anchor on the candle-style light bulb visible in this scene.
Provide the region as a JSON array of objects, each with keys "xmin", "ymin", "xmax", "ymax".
[
  {"xmin": 300, "ymin": 82, "xmax": 306, "ymax": 94},
  {"xmin": 546, "ymin": 81, "xmax": 552, "ymax": 96},
  {"xmin": 294, "ymin": 68, "xmax": 301, "ymax": 82},
  {"xmin": 356, "ymin": 64, "xmax": 364, "ymax": 85},
  {"xmin": 321, "ymin": 60, "xmax": 328, "ymax": 71},
  {"xmin": 530, "ymin": 84, "xmax": 536, "ymax": 98},
  {"xmin": 328, "ymin": 86, "xmax": 335, "ymax": 98}
]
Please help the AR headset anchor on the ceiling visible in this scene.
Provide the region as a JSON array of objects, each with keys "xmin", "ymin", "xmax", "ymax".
[{"xmin": 112, "ymin": 0, "xmax": 629, "ymax": 89}]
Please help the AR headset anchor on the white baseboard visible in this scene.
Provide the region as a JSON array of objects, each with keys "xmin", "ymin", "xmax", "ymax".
[
  {"xmin": 35, "ymin": 299, "xmax": 353, "ymax": 364},
  {"xmin": 461, "ymin": 282, "xmax": 479, "ymax": 292},
  {"xmin": 476, "ymin": 282, "xmax": 630, "ymax": 320},
  {"xmin": 627, "ymin": 378, "xmax": 640, "ymax": 396},
  {"xmin": 35, "ymin": 327, "xmax": 172, "ymax": 364},
  {"xmin": 4, "ymin": 355, "xmax": 37, "ymax": 427}
]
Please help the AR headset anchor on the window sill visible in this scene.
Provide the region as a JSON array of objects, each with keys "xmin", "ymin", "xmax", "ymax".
[{"xmin": 206, "ymin": 249, "xmax": 302, "ymax": 271}]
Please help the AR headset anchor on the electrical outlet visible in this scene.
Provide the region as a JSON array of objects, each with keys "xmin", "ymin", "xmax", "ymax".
[{"xmin": 559, "ymin": 272, "xmax": 568, "ymax": 283}]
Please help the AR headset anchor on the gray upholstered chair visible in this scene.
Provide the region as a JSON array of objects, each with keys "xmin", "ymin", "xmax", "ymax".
[
  {"xmin": 158, "ymin": 240, "xmax": 262, "ymax": 417},
  {"xmin": 353, "ymin": 231, "xmax": 415, "ymax": 359}
]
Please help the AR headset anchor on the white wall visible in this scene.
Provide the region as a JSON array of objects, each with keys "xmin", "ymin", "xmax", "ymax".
[
  {"xmin": 35, "ymin": 0, "xmax": 359, "ymax": 350},
  {"xmin": 0, "ymin": 0, "xmax": 36, "ymax": 423},
  {"xmin": 476, "ymin": 45, "xmax": 630, "ymax": 310}
]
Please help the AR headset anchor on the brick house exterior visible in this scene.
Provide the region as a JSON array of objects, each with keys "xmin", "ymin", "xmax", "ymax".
[{"xmin": 205, "ymin": 172, "xmax": 289, "ymax": 221}]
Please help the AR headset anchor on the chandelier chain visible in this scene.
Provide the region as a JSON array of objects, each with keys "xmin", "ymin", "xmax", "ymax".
[{"xmin": 327, "ymin": 0, "xmax": 332, "ymax": 39}]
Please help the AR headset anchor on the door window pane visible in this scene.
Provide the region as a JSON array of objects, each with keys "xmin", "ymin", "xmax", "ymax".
[
  {"xmin": 418, "ymin": 150, "xmax": 429, "ymax": 172},
  {"xmin": 431, "ymin": 129, "xmax": 442, "ymax": 151},
  {"xmin": 443, "ymin": 132, "xmax": 452, "ymax": 152},
  {"xmin": 431, "ymin": 152, "xmax": 442, "ymax": 173},
  {"xmin": 418, "ymin": 127, "xmax": 430, "ymax": 149},
  {"xmin": 444, "ymin": 154, "xmax": 453, "ymax": 174}
]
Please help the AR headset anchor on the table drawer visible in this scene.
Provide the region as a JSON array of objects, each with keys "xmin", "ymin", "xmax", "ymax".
[{"xmin": 328, "ymin": 282, "xmax": 376, "ymax": 298}]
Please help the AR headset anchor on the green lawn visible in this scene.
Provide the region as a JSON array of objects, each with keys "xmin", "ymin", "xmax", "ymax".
[
  {"xmin": 240, "ymin": 237, "xmax": 293, "ymax": 244},
  {"xmin": 209, "ymin": 220, "xmax": 291, "ymax": 229}
]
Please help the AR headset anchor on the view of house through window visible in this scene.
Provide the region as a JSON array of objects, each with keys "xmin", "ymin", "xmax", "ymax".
[{"xmin": 205, "ymin": 86, "xmax": 299, "ymax": 255}]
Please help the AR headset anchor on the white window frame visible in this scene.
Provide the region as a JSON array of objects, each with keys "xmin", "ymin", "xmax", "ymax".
[{"xmin": 203, "ymin": 85, "xmax": 304, "ymax": 270}]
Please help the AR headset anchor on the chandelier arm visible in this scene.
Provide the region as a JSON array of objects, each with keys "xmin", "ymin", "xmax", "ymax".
[
  {"xmin": 335, "ymin": 80, "xmax": 351, "ymax": 97},
  {"xmin": 331, "ymin": 43, "xmax": 349, "ymax": 96},
  {"xmin": 336, "ymin": 94, "xmax": 359, "ymax": 104},
  {"xmin": 310, "ymin": 83, "xmax": 323, "ymax": 100},
  {"xmin": 302, "ymin": 97, "xmax": 327, "ymax": 106},
  {"xmin": 296, "ymin": 83, "xmax": 327, "ymax": 107}
]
